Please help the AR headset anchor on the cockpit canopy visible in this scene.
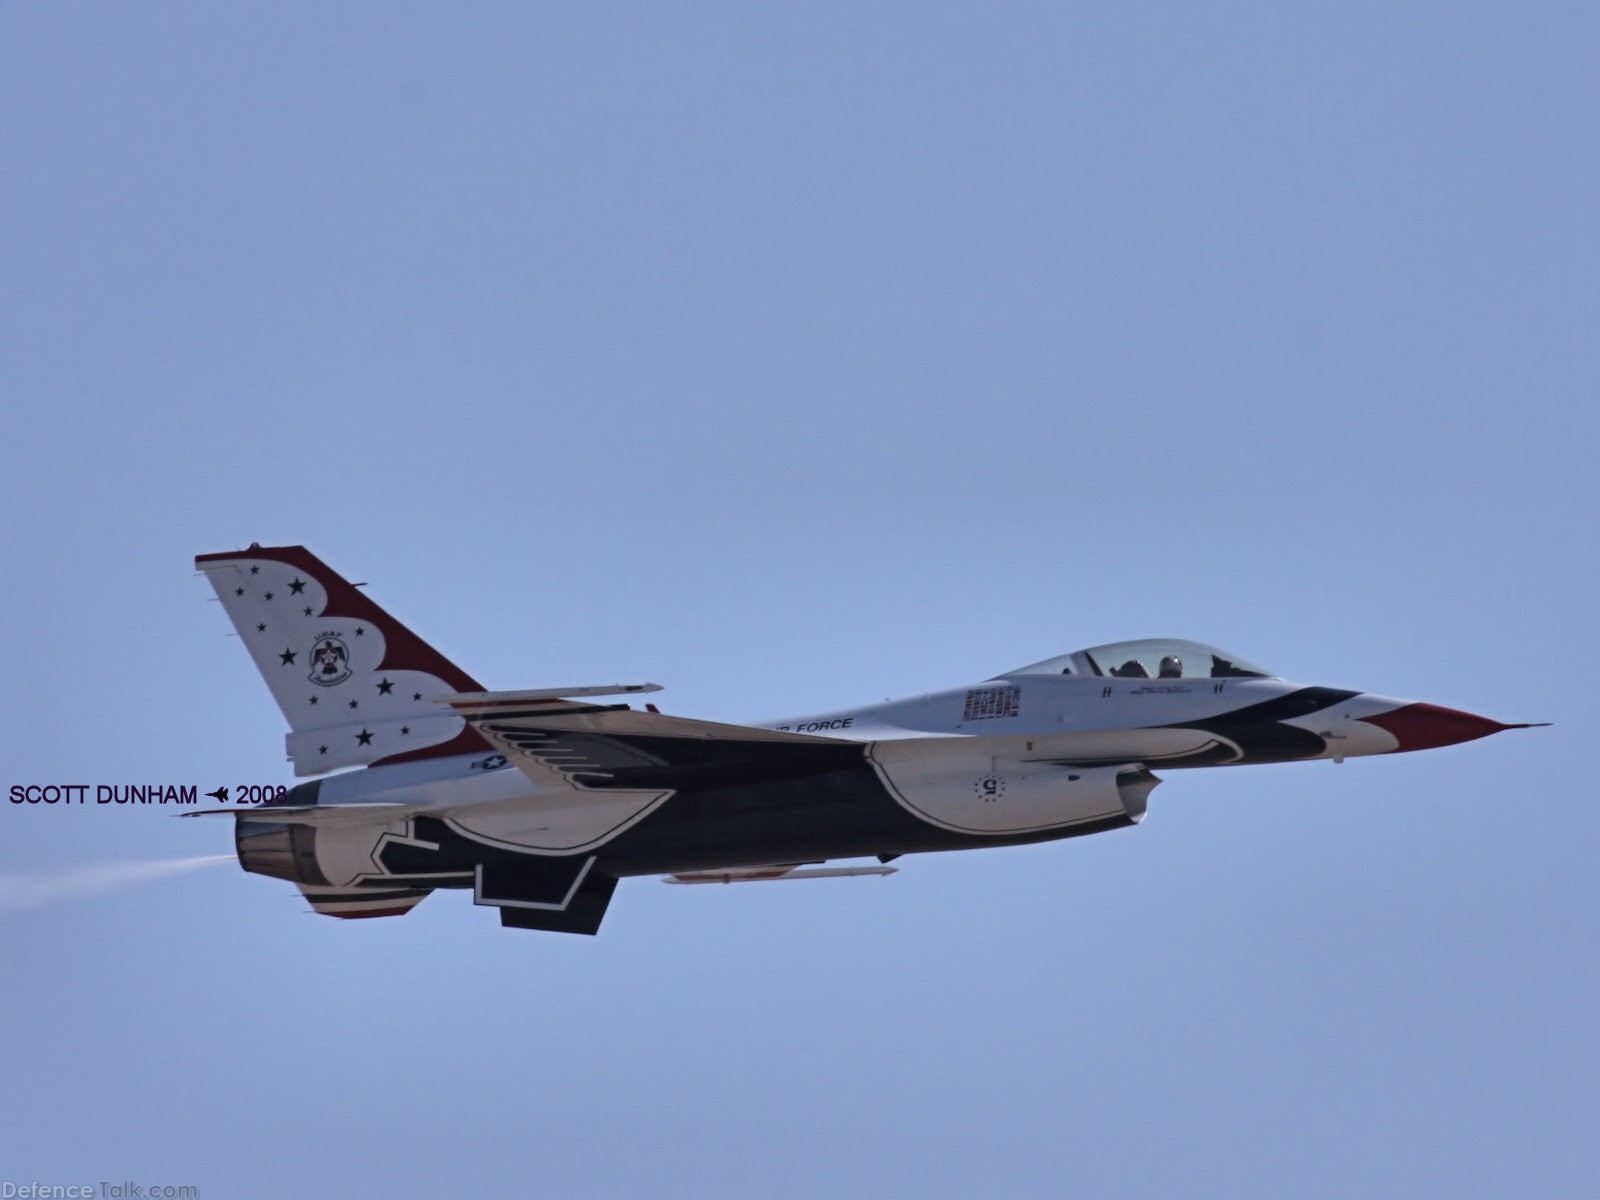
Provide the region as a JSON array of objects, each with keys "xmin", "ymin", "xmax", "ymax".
[{"xmin": 999, "ymin": 638, "xmax": 1274, "ymax": 681}]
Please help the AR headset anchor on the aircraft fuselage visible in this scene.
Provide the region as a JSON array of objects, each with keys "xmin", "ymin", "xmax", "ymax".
[{"xmin": 195, "ymin": 546, "xmax": 1531, "ymax": 933}]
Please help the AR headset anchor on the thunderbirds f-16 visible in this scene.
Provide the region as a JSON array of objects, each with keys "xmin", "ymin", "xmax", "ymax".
[{"xmin": 191, "ymin": 545, "xmax": 1540, "ymax": 935}]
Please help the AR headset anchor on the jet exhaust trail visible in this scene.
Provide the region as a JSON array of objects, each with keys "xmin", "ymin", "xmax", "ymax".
[{"xmin": 0, "ymin": 854, "xmax": 234, "ymax": 914}]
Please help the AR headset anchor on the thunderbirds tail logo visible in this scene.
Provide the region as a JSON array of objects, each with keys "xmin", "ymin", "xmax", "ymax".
[{"xmin": 309, "ymin": 634, "xmax": 352, "ymax": 686}]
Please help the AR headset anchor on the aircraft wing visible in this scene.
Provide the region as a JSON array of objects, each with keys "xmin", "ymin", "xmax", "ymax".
[{"xmin": 441, "ymin": 693, "xmax": 863, "ymax": 793}]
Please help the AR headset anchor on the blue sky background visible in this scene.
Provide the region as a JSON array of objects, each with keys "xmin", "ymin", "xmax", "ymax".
[{"xmin": 2, "ymin": 3, "xmax": 1596, "ymax": 1196}]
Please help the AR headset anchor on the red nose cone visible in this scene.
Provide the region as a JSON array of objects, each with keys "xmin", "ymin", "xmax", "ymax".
[{"xmin": 1358, "ymin": 703, "xmax": 1510, "ymax": 752}]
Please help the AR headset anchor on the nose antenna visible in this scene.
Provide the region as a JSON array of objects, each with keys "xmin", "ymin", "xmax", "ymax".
[{"xmin": 1359, "ymin": 706, "xmax": 1549, "ymax": 752}]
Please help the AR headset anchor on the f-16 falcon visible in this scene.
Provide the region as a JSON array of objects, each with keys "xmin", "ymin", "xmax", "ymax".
[{"xmin": 191, "ymin": 545, "xmax": 1540, "ymax": 935}]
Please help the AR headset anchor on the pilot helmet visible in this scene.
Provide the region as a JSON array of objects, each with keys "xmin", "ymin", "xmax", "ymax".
[{"xmin": 1158, "ymin": 655, "xmax": 1183, "ymax": 678}]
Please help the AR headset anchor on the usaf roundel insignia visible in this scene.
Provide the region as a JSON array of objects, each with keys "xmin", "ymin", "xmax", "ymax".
[{"xmin": 308, "ymin": 634, "xmax": 353, "ymax": 686}]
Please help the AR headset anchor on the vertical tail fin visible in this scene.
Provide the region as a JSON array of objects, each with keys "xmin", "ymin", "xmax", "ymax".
[{"xmin": 196, "ymin": 544, "xmax": 490, "ymax": 775}]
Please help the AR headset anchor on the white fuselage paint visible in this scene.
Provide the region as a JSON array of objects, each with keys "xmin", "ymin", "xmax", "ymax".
[
  {"xmin": 760, "ymin": 674, "xmax": 1407, "ymax": 837},
  {"xmin": 765, "ymin": 676, "xmax": 1399, "ymax": 753}
]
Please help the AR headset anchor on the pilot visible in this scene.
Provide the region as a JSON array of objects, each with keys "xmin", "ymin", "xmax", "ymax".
[{"xmin": 1158, "ymin": 655, "xmax": 1183, "ymax": 679}]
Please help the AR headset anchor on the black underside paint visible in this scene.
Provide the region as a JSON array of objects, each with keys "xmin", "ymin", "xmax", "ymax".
[
  {"xmin": 364, "ymin": 761, "xmax": 1139, "ymax": 934},
  {"xmin": 478, "ymin": 856, "xmax": 594, "ymax": 907},
  {"xmin": 375, "ymin": 766, "xmax": 1137, "ymax": 886},
  {"xmin": 258, "ymin": 686, "xmax": 1358, "ymax": 933},
  {"xmin": 497, "ymin": 871, "xmax": 617, "ymax": 935}
]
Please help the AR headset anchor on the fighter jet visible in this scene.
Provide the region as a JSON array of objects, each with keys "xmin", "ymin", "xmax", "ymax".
[{"xmin": 190, "ymin": 545, "xmax": 1540, "ymax": 935}]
